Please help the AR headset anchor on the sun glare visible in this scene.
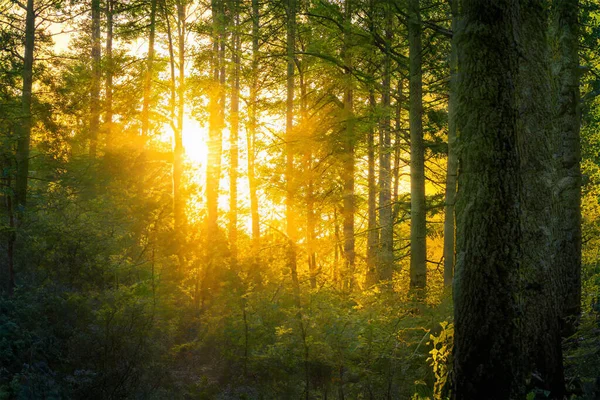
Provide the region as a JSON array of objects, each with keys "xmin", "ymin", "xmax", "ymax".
[{"xmin": 181, "ymin": 115, "xmax": 209, "ymax": 165}]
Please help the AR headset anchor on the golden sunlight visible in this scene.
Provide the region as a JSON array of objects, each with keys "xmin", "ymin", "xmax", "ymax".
[{"xmin": 181, "ymin": 115, "xmax": 209, "ymax": 165}]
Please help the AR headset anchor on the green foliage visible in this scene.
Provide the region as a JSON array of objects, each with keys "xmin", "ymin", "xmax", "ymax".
[{"xmin": 427, "ymin": 321, "xmax": 453, "ymax": 400}]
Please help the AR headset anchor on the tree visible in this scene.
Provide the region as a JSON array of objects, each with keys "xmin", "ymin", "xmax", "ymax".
[
  {"xmin": 247, "ymin": 0, "xmax": 261, "ymax": 283},
  {"xmin": 453, "ymin": 0, "xmax": 565, "ymax": 397},
  {"xmin": 104, "ymin": 0, "xmax": 114, "ymax": 143},
  {"xmin": 286, "ymin": 0, "xmax": 299, "ymax": 302},
  {"xmin": 365, "ymin": 0, "xmax": 379, "ymax": 287},
  {"xmin": 453, "ymin": 2, "xmax": 523, "ymax": 394},
  {"xmin": 15, "ymin": 0, "xmax": 36, "ymax": 209},
  {"xmin": 408, "ymin": 0, "xmax": 426, "ymax": 291},
  {"xmin": 89, "ymin": 0, "xmax": 101, "ymax": 159},
  {"xmin": 378, "ymin": 2, "xmax": 393, "ymax": 282},
  {"xmin": 207, "ymin": 0, "xmax": 224, "ymax": 235},
  {"xmin": 518, "ymin": 1, "xmax": 564, "ymax": 395},
  {"xmin": 551, "ymin": 0, "xmax": 582, "ymax": 336},
  {"xmin": 229, "ymin": 0, "xmax": 240, "ymax": 267},
  {"xmin": 8, "ymin": 0, "xmax": 36, "ymax": 296},
  {"xmin": 161, "ymin": 0, "xmax": 188, "ymax": 257},
  {"xmin": 341, "ymin": 0, "xmax": 355, "ymax": 290},
  {"xmin": 141, "ymin": 0, "xmax": 158, "ymax": 140},
  {"xmin": 442, "ymin": 0, "xmax": 457, "ymax": 287}
]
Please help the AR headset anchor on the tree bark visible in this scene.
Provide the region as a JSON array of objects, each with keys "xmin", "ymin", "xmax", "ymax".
[
  {"xmin": 377, "ymin": 7, "xmax": 393, "ymax": 283},
  {"xmin": 89, "ymin": 0, "xmax": 101, "ymax": 159},
  {"xmin": 200, "ymin": 0, "xmax": 225, "ymax": 310},
  {"xmin": 453, "ymin": 1, "xmax": 565, "ymax": 398},
  {"xmin": 366, "ymin": 90, "xmax": 378, "ymax": 287},
  {"xmin": 104, "ymin": 0, "xmax": 114, "ymax": 146},
  {"xmin": 15, "ymin": 0, "xmax": 35, "ymax": 208},
  {"xmin": 518, "ymin": 1, "xmax": 565, "ymax": 395},
  {"xmin": 551, "ymin": 0, "xmax": 581, "ymax": 337},
  {"xmin": 286, "ymin": 0, "xmax": 299, "ymax": 303},
  {"xmin": 207, "ymin": 0, "xmax": 224, "ymax": 235},
  {"xmin": 173, "ymin": 1, "xmax": 186, "ymax": 233},
  {"xmin": 299, "ymin": 59, "xmax": 317, "ymax": 289},
  {"xmin": 163, "ymin": 0, "xmax": 180, "ymax": 234},
  {"xmin": 408, "ymin": 0, "xmax": 426, "ymax": 291},
  {"xmin": 443, "ymin": 0, "xmax": 458, "ymax": 288},
  {"xmin": 247, "ymin": 0, "xmax": 261, "ymax": 284},
  {"xmin": 334, "ymin": 206, "xmax": 340, "ymax": 286},
  {"xmin": 341, "ymin": 0, "xmax": 355, "ymax": 290},
  {"xmin": 392, "ymin": 80, "xmax": 404, "ymax": 224},
  {"xmin": 453, "ymin": 2, "xmax": 522, "ymax": 395},
  {"xmin": 229, "ymin": 0, "xmax": 240, "ymax": 268},
  {"xmin": 141, "ymin": 0, "xmax": 158, "ymax": 140}
]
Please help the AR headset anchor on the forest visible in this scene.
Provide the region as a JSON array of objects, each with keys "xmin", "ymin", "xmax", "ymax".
[{"xmin": 1, "ymin": 0, "xmax": 600, "ymax": 398}]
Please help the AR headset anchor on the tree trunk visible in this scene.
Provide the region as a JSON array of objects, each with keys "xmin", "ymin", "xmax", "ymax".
[
  {"xmin": 392, "ymin": 80, "xmax": 403, "ymax": 223},
  {"xmin": 408, "ymin": 0, "xmax": 426, "ymax": 291},
  {"xmin": 518, "ymin": 1, "xmax": 565, "ymax": 395},
  {"xmin": 15, "ymin": 0, "xmax": 35, "ymax": 208},
  {"xmin": 453, "ymin": 1, "xmax": 564, "ymax": 398},
  {"xmin": 286, "ymin": 0, "xmax": 299, "ymax": 303},
  {"xmin": 341, "ymin": 0, "xmax": 355, "ymax": 290},
  {"xmin": 248, "ymin": 0, "xmax": 261, "ymax": 284},
  {"xmin": 163, "ymin": 0, "xmax": 180, "ymax": 235},
  {"xmin": 551, "ymin": 0, "xmax": 581, "ymax": 337},
  {"xmin": 377, "ymin": 7, "xmax": 393, "ymax": 283},
  {"xmin": 104, "ymin": 0, "xmax": 114, "ymax": 147},
  {"xmin": 299, "ymin": 61, "xmax": 317, "ymax": 289},
  {"xmin": 229, "ymin": 0, "xmax": 240, "ymax": 268},
  {"xmin": 366, "ymin": 90, "xmax": 378, "ymax": 286},
  {"xmin": 173, "ymin": 1, "xmax": 186, "ymax": 233},
  {"xmin": 453, "ymin": 3, "xmax": 522, "ymax": 396},
  {"xmin": 207, "ymin": 0, "xmax": 224, "ymax": 234},
  {"xmin": 89, "ymin": 0, "xmax": 101, "ymax": 159},
  {"xmin": 306, "ymin": 168, "xmax": 317, "ymax": 289},
  {"xmin": 334, "ymin": 206, "xmax": 340, "ymax": 286},
  {"xmin": 442, "ymin": 0, "xmax": 458, "ymax": 288},
  {"xmin": 141, "ymin": 0, "xmax": 158, "ymax": 140}
]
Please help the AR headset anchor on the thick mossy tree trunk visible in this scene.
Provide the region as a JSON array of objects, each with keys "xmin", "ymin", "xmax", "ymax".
[
  {"xmin": 408, "ymin": 0, "xmax": 426, "ymax": 291},
  {"xmin": 453, "ymin": 1, "xmax": 525, "ymax": 398},
  {"xmin": 518, "ymin": 1, "xmax": 565, "ymax": 396},
  {"xmin": 551, "ymin": 0, "xmax": 582, "ymax": 336},
  {"xmin": 453, "ymin": 1, "xmax": 566, "ymax": 398}
]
